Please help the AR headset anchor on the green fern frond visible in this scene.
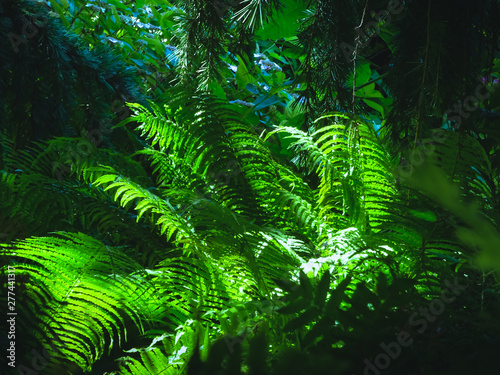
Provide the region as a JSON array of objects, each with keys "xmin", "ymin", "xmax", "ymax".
[
  {"xmin": 128, "ymin": 95, "xmax": 322, "ymax": 237},
  {"xmin": 152, "ymin": 256, "xmax": 234, "ymax": 324},
  {"xmin": 1, "ymin": 232, "xmax": 163, "ymax": 372},
  {"xmin": 114, "ymin": 346, "xmax": 180, "ymax": 375},
  {"xmin": 270, "ymin": 113, "xmax": 398, "ymax": 233},
  {"xmin": 92, "ymin": 167, "xmax": 192, "ymax": 242}
]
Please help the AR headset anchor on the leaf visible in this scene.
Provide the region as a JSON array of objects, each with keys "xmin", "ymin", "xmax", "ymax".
[
  {"xmin": 348, "ymin": 63, "xmax": 371, "ymax": 87},
  {"xmin": 254, "ymin": 0, "xmax": 307, "ymax": 40},
  {"xmin": 356, "ymin": 63, "xmax": 371, "ymax": 86},
  {"xmin": 363, "ymin": 97, "xmax": 393, "ymax": 118},
  {"xmin": 253, "ymin": 95, "xmax": 282, "ymax": 111},
  {"xmin": 0, "ymin": 232, "xmax": 161, "ymax": 371},
  {"xmin": 236, "ymin": 55, "xmax": 253, "ymax": 89}
]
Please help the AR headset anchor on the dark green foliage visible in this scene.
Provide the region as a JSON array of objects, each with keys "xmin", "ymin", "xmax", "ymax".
[
  {"xmin": 188, "ymin": 271, "xmax": 500, "ymax": 375},
  {"xmin": 0, "ymin": 0, "xmax": 142, "ymax": 148},
  {"xmin": 384, "ymin": 0, "xmax": 500, "ymax": 150},
  {"xmin": 297, "ymin": 0, "xmax": 361, "ymax": 117},
  {"xmin": 1, "ymin": 0, "xmax": 500, "ymax": 374}
]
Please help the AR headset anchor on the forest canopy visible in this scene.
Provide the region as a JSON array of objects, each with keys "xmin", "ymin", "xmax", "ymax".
[{"xmin": 1, "ymin": 0, "xmax": 500, "ymax": 374}]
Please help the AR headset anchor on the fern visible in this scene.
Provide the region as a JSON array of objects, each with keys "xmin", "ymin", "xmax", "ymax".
[
  {"xmin": 270, "ymin": 113, "xmax": 398, "ymax": 233},
  {"xmin": 0, "ymin": 232, "xmax": 163, "ymax": 372}
]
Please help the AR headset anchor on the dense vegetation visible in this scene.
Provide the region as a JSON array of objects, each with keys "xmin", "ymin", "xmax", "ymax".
[{"xmin": 1, "ymin": 0, "xmax": 500, "ymax": 374}]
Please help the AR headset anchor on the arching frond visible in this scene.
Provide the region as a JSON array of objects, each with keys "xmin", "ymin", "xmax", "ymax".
[
  {"xmin": 0, "ymin": 232, "xmax": 163, "ymax": 372},
  {"xmin": 271, "ymin": 113, "xmax": 398, "ymax": 233}
]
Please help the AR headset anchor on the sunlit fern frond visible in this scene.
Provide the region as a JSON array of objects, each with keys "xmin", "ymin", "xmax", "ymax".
[
  {"xmin": 270, "ymin": 113, "xmax": 399, "ymax": 233},
  {"xmin": 128, "ymin": 96, "xmax": 323, "ymax": 243},
  {"xmin": 0, "ymin": 232, "xmax": 163, "ymax": 373},
  {"xmin": 113, "ymin": 345, "xmax": 181, "ymax": 375},
  {"xmin": 0, "ymin": 137, "xmax": 173, "ymax": 265},
  {"xmin": 134, "ymin": 148, "xmax": 206, "ymax": 192},
  {"xmin": 91, "ymin": 166, "xmax": 193, "ymax": 243}
]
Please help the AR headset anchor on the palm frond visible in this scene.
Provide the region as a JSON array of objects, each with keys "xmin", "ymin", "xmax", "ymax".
[{"xmin": 233, "ymin": 0, "xmax": 282, "ymax": 31}]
